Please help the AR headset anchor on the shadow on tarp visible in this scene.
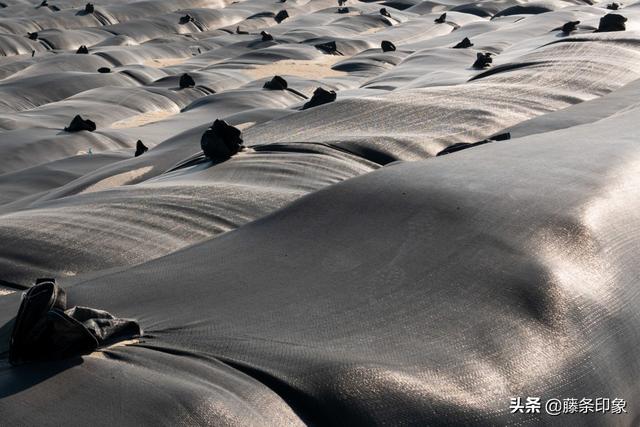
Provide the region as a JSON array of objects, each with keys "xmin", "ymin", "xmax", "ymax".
[
  {"xmin": 0, "ymin": 355, "xmax": 83, "ymax": 399},
  {"xmin": 0, "ymin": 318, "xmax": 82, "ymax": 399}
]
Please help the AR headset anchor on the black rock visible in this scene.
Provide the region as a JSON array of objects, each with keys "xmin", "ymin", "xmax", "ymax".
[
  {"xmin": 315, "ymin": 40, "xmax": 340, "ymax": 55},
  {"xmin": 275, "ymin": 9, "xmax": 289, "ymax": 23},
  {"xmin": 302, "ymin": 87, "xmax": 337, "ymax": 110},
  {"xmin": 337, "ymin": 7, "xmax": 349, "ymax": 13},
  {"xmin": 434, "ymin": 13, "xmax": 446, "ymax": 23},
  {"xmin": 453, "ymin": 37, "xmax": 473, "ymax": 48},
  {"xmin": 179, "ymin": 14, "xmax": 192, "ymax": 24},
  {"xmin": 607, "ymin": 2, "xmax": 620, "ymax": 10},
  {"xmin": 597, "ymin": 13, "xmax": 626, "ymax": 32},
  {"xmin": 179, "ymin": 73, "xmax": 196, "ymax": 89},
  {"xmin": 263, "ymin": 75, "xmax": 288, "ymax": 90},
  {"xmin": 27, "ymin": 32, "xmax": 38, "ymax": 40},
  {"xmin": 561, "ymin": 20, "xmax": 580, "ymax": 33},
  {"xmin": 76, "ymin": 45, "xmax": 89, "ymax": 54},
  {"xmin": 380, "ymin": 7, "xmax": 391, "ymax": 18},
  {"xmin": 64, "ymin": 115, "xmax": 96, "ymax": 132},
  {"xmin": 201, "ymin": 119, "xmax": 244, "ymax": 161},
  {"xmin": 381, "ymin": 40, "xmax": 396, "ymax": 52},
  {"xmin": 472, "ymin": 52, "xmax": 492, "ymax": 69},
  {"xmin": 135, "ymin": 140, "xmax": 148, "ymax": 157},
  {"xmin": 261, "ymin": 31, "xmax": 273, "ymax": 41},
  {"xmin": 84, "ymin": 2, "xmax": 93, "ymax": 13},
  {"xmin": 97, "ymin": 67, "xmax": 111, "ymax": 73}
]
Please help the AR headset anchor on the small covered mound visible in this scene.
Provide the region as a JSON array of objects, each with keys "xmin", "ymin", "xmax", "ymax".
[
  {"xmin": 451, "ymin": 3, "xmax": 496, "ymax": 18},
  {"xmin": 200, "ymin": 119, "xmax": 244, "ymax": 161},
  {"xmin": 493, "ymin": 3, "xmax": 554, "ymax": 18}
]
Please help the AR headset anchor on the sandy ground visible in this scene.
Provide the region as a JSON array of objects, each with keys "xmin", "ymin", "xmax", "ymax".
[
  {"xmin": 243, "ymin": 56, "xmax": 348, "ymax": 79},
  {"xmin": 89, "ymin": 339, "xmax": 141, "ymax": 359},
  {"xmin": 111, "ymin": 110, "xmax": 178, "ymax": 128},
  {"xmin": 143, "ymin": 57, "xmax": 191, "ymax": 68}
]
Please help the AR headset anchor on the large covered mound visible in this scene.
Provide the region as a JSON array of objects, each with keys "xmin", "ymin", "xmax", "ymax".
[{"xmin": 0, "ymin": 0, "xmax": 639, "ymax": 424}]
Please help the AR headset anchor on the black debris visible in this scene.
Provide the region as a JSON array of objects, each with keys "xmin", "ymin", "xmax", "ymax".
[
  {"xmin": 380, "ymin": 7, "xmax": 391, "ymax": 17},
  {"xmin": 64, "ymin": 115, "xmax": 96, "ymax": 132},
  {"xmin": 597, "ymin": 13, "xmax": 626, "ymax": 32},
  {"xmin": 607, "ymin": 2, "xmax": 620, "ymax": 10},
  {"xmin": 434, "ymin": 13, "xmax": 446, "ymax": 23},
  {"xmin": 201, "ymin": 119, "xmax": 244, "ymax": 161},
  {"xmin": 302, "ymin": 87, "xmax": 337, "ymax": 110},
  {"xmin": 97, "ymin": 67, "xmax": 111, "ymax": 73},
  {"xmin": 275, "ymin": 10, "xmax": 289, "ymax": 23},
  {"xmin": 179, "ymin": 73, "xmax": 196, "ymax": 89},
  {"xmin": 135, "ymin": 140, "xmax": 148, "ymax": 157},
  {"xmin": 561, "ymin": 20, "xmax": 580, "ymax": 33},
  {"xmin": 76, "ymin": 45, "xmax": 89, "ymax": 54},
  {"xmin": 9, "ymin": 279, "xmax": 141, "ymax": 365},
  {"xmin": 381, "ymin": 40, "xmax": 396, "ymax": 52},
  {"xmin": 472, "ymin": 52, "xmax": 492, "ymax": 69},
  {"xmin": 84, "ymin": 2, "xmax": 94, "ymax": 13},
  {"xmin": 453, "ymin": 37, "xmax": 473, "ymax": 48},
  {"xmin": 315, "ymin": 40, "xmax": 341, "ymax": 55},
  {"xmin": 261, "ymin": 31, "xmax": 273, "ymax": 41},
  {"xmin": 27, "ymin": 32, "xmax": 38, "ymax": 40},
  {"xmin": 263, "ymin": 75, "xmax": 288, "ymax": 90}
]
